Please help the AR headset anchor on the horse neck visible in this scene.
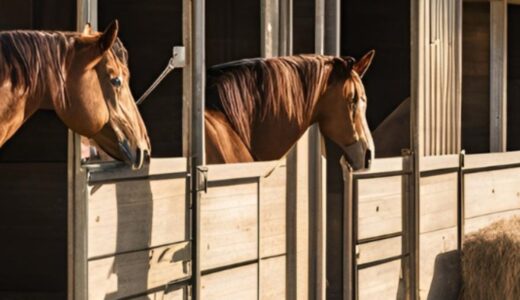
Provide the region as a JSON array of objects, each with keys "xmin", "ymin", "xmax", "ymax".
[{"xmin": 248, "ymin": 102, "xmax": 317, "ymax": 161}]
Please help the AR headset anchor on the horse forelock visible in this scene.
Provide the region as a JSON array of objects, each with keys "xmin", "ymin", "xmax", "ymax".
[{"xmin": 207, "ymin": 54, "xmax": 356, "ymax": 146}]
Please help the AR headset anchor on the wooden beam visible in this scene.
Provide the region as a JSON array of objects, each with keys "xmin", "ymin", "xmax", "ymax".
[
  {"xmin": 70, "ymin": 2, "xmax": 96, "ymax": 299},
  {"xmin": 490, "ymin": 0, "xmax": 508, "ymax": 152}
]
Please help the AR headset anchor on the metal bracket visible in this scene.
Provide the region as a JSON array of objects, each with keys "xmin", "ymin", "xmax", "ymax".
[
  {"xmin": 172, "ymin": 46, "xmax": 186, "ymax": 68},
  {"xmin": 196, "ymin": 166, "xmax": 208, "ymax": 193},
  {"xmin": 136, "ymin": 45, "xmax": 185, "ymax": 105}
]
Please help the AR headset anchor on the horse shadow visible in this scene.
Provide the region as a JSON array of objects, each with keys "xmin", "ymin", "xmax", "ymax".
[
  {"xmin": 105, "ymin": 175, "xmax": 154, "ymax": 300},
  {"xmin": 425, "ymin": 250, "xmax": 461, "ymax": 300}
]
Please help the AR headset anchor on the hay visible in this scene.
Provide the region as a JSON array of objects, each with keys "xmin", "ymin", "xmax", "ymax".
[{"xmin": 462, "ymin": 216, "xmax": 520, "ymax": 300}]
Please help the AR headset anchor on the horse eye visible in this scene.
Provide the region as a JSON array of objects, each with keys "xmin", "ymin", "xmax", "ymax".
[{"xmin": 110, "ymin": 77, "xmax": 122, "ymax": 87}]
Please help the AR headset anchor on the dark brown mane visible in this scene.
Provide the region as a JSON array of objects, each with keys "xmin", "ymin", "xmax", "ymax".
[
  {"xmin": 0, "ymin": 30, "xmax": 129, "ymax": 97},
  {"xmin": 206, "ymin": 54, "xmax": 356, "ymax": 146},
  {"xmin": 0, "ymin": 31, "xmax": 73, "ymax": 97}
]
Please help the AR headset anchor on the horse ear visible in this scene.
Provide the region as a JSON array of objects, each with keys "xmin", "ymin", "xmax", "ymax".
[
  {"xmin": 82, "ymin": 23, "xmax": 93, "ymax": 36},
  {"xmin": 98, "ymin": 20, "xmax": 119, "ymax": 53},
  {"xmin": 354, "ymin": 50, "xmax": 375, "ymax": 78}
]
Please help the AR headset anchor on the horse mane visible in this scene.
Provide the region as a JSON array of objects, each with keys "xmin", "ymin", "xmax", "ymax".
[
  {"xmin": 0, "ymin": 30, "xmax": 129, "ymax": 99},
  {"xmin": 0, "ymin": 30, "xmax": 73, "ymax": 99},
  {"xmin": 206, "ymin": 54, "xmax": 356, "ymax": 146}
]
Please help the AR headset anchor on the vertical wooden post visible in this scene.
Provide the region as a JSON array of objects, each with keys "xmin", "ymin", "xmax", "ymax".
[
  {"xmin": 490, "ymin": 0, "xmax": 508, "ymax": 152},
  {"xmin": 411, "ymin": 0, "xmax": 424, "ymax": 298},
  {"xmin": 311, "ymin": 1, "xmax": 326, "ymax": 299},
  {"xmin": 261, "ymin": 0, "xmax": 279, "ymax": 58},
  {"xmin": 190, "ymin": 0, "xmax": 205, "ymax": 298},
  {"xmin": 69, "ymin": 1, "xmax": 96, "ymax": 299}
]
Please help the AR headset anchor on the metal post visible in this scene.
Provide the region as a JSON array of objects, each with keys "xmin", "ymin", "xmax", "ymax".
[
  {"xmin": 410, "ymin": 0, "xmax": 423, "ymax": 298},
  {"xmin": 190, "ymin": 0, "xmax": 205, "ymax": 298}
]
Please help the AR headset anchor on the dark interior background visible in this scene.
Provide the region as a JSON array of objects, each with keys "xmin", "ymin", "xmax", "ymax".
[
  {"xmin": 341, "ymin": 0, "xmax": 411, "ymax": 131},
  {"xmin": 0, "ymin": 1, "xmax": 74, "ymax": 299},
  {"xmin": 206, "ymin": 0, "xmax": 261, "ymax": 67},
  {"xmin": 507, "ymin": 5, "xmax": 520, "ymax": 151},
  {"xmin": 99, "ymin": 0, "xmax": 184, "ymax": 157}
]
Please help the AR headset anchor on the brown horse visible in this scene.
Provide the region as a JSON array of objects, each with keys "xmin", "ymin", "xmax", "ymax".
[
  {"xmin": 0, "ymin": 21, "xmax": 150, "ymax": 169},
  {"xmin": 205, "ymin": 51, "xmax": 375, "ymax": 170}
]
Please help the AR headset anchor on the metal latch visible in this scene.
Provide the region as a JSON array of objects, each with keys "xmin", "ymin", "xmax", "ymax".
[{"xmin": 196, "ymin": 166, "xmax": 208, "ymax": 193}]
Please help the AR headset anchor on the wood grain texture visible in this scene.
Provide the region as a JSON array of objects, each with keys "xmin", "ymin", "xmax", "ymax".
[
  {"xmin": 464, "ymin": 167, "xmax": 520, "ymax": 218},
  {"xmin": 357, "ymin": 176, "xmax": 403, "ymax": 239},
  {"xmin": 201, "ymin": 264, "xmax": 258, "ymax": 300},
  {"xmin": 419, "ymin": 227, "xmax": 459, "ymax": 300},
  {"xmin": 88, "ymin": 177, "xmax": 188, "ymax": 258},
  {"xmin": 357, "ymin": 237, "xmax": 402, "ymax": 265},
  {"xmin": 201, "ymin": 180, "xmax": 258, "ymax": 270},
  {"xmin": 88, "ymin": 242, "xmax": 191, "ymax": 300},
  {"xmin": 260, "ymin": 256, "xmax": 286, "ymax": 299},
  {"xmin": 87, "ymin": 157, "xmax": 187, "ymax": 183},
  {"xmin": 260, "ymin": 165, "xmax": 287, "ymax": 258},
  {"xmin": 420, "ymin": 173, "xmax": 458, "ymax": 233},
  {"xmin": 465, "ymin": 209, "xmax": 520, "ymax": 234},
  {"xmin": 358, "ymin": 260, "xmax": 403, "ymax": 300},
  {"xmin": 126, "ymin": 286, "xmax": 188, "ymax": 300},
  {"xmin": 464, "ymin": 151, "xmax": 520, "ymax": 169}
]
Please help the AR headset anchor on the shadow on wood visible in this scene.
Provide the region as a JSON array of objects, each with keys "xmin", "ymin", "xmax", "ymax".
[{"xmin": 426, "ymin": 250, "xmax": 461, "ymax": 300}]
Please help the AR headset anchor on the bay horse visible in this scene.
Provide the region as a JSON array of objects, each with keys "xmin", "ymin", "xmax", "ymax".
[
  {"xmin": 205, "ymin": 51, "xmax": 375, "ymax": 170},
  {"xmin": 0, "ymin": 21, "xmax": 150, "ymax": 169}
]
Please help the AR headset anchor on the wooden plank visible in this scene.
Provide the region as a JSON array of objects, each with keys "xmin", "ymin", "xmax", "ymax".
[
  {"xmin": 420, "ymin": 173, "xmax": 458, "ymax": 233},
  {"xmin": 357, "ymin": 176, "xmax": 403, "ymax": 240},
  {"xmin": 88, "ymin": 177, "xmax": 188, "ymax": 258},
  {"xmin": 358, "ymin": 260, "xmax": 403, "ymax": 300},
  {"xmin": 87, "ymin": 157, "xmax": 187, "ymax": 183},
  {"xmin": 420, "ymin": 155, "xmax": 459, "ymax": 172},
  {"xmin": 353, "ymin": 157, "xmax": 404, "ymax": 176},
  {"xmin": 464, "ymin": 151, "xmax": 520, "ymax": 169},
  {"xmin": 357, "ymin": 237, "xmax": 402, "ymax": 265},
  {"xmin": 260, "ymin": 165, "xmax": 287, "ymax": 258},
  {"xmin": 201, "ymin": 264, "xmax": 258, "ymax": 299},
  {"xmin": 201, "ymin": 180, "xmax": 258, "ymax": 270},
  {"xmin": 464, "ymin": 167, "xmax": 520, "ymax": 218},
  {"xmin": 260, "ymin": 256, "xmax": 286, "ymax": 299},
  {"xmin": 127, "ymin": 286, "xmax": 188, "ymax": 300},
  {"xmin": 88, "ymin": 242, "xmax": 191, "ymax": 300},
  {"xmin": 489, "ymin": 0, "xmax": 508, "ymax": 152},
  {"xmin": 465, "ymin": 209, "xmax": 520, "ymax": 234},
  {"xmin": 419, "ymin": 227, "xmax": 459, "ymax": 300},
  {"xmin": 205, "ymin": 160, "xmax": 283, "ymax": 181}
]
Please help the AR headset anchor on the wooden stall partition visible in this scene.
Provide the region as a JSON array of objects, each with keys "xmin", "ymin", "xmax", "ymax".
[
  {"xmin": 418, "ymin": 155, "xmax": 460, "ymax": 299},
  {"xmin": 341, "ymin": 156, "xmax": 413, "ymax": 300},
  {"xmin": 199, "ymin": 161, "xmax": 287, "ymax": 300},
  {"xmin": 463, "ymin": 151, "xmax": 520, "ymax": 235},
  {"xmin": 81, "ymin": 158, "xmax": 191, "ymax": 299}
]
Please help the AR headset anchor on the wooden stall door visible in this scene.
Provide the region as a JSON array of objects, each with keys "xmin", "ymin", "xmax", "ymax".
[{"xmin": 199, "ymin": 162, "xmax": 287, "ymax": 300}]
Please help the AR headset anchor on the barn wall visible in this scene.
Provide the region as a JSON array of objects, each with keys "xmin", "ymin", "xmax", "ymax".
[
  {"xmin": 98, "ymin": 0, "xmax": 184, "ymax": 157},
  {"xmin": 0, "ymin": 1, "xmax": 75, "ymax": 299},
  {"xmin": 462, "ymin": 2, "xmax": 490, "ymax": 153},
  {"xmin": 507, "ymin": 5, "xmax": 520, "ymax": 151}
]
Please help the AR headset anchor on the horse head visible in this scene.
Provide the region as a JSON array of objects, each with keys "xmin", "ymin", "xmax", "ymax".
[
  {"xmin": 317, "ymin": 50, "xmax": 375, "ymax": 171},
  {"xmin": 55, "ymin": 21, "xmax": 150, "ymax": 169}
]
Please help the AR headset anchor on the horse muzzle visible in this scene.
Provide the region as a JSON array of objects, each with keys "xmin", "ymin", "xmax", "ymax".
[
  {"xmin": 343, "ymin": 140, "xmax": 373, "ymax": 171},
  {"xmin": 118, "ymin": 139, "xmax": 150, "ymax": 170}
]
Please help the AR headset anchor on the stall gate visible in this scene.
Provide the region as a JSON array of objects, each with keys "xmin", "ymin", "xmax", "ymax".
[
  {"xmin": 77, "ymin": 158, "xmax": 191, "ymax": 299},
  {"xmin": 343, "ymin": 151, "xmax": 520, "ymax": 299},
  {"xmin": 198, "ymin": 162, "xmax": 287, "ymax": 299}
]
